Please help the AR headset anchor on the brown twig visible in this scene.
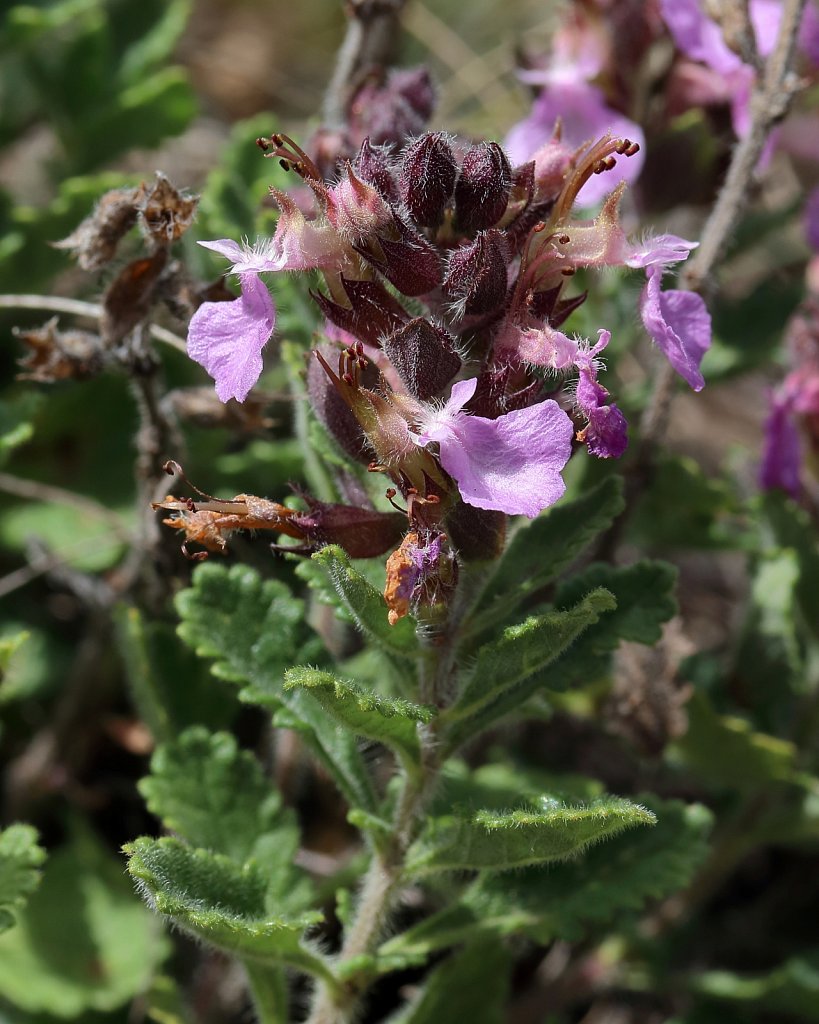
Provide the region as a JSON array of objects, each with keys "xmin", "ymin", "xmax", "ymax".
[
  {"xmin": 322, "ymin": 0, "xmax": 409, "ymax": 128},
  {"xmin": 0, "ymin": 294, "xmax": 188, "ymax": 353}
]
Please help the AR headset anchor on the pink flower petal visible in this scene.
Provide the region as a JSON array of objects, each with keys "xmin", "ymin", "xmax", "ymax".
[
  {"xmin": 640, "ymin": 267, "xmax": 711, "ymax": 391},
  {"xmin": 198, "ymin": 237, "xmax": 281, "ymax": 274},
  {"xmin": 625, "ymin": 234, "xmax": 698, "ymax": 268},
  {"xmin": 419, "ymin": 395, "xmax": 574, "ymax": 518},
  {"xmin": 505, "ymin": 82, "xmax": 645, "ymax": 206},
  {"xmin": 187, "ymin": 274, "xmax": 275, "ymax": 403}
]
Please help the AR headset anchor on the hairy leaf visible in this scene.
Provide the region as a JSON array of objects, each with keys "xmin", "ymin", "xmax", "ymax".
[
  {"xmin": 390, "ymin": 937, "xmax": 512, "ymax": 1024},
  {"xmin": 385, "ymin": 798, "xmax": 710, "ymax": 959},
  {"xmin": 310, "ymin": 546, "xmax": 418, "ymax": 657},
  {"xmin": 444, "ymin": 588, "xmax": 616, "ymax": 746},
  {"xmin": 405, "ymin": 797, "xmax": 655, "ymax": 875},
  {"xmin": 174, "ymin": 564, "xmax": 377, "ymax": 811},
  {"xmin": 284, "ymin": 667, "xmax": 435, "ymax": 769},
  {"xmin": 125, "ymin": 838, "xmax": 330, "ymax": 981},
  {"xmin": 138, "ymin": 727, "xmax": 307, "ymax": 907},
  {"xmin": 0, "ymin": 825, "xmax": 45, "ymax": 934},
  {"xmin": 453, "ymin": 561, "xmax": 677, "ymax": 746},
  {"xmin": 470, "ymin": 475, "xmax": 625, "ymax": 632}
]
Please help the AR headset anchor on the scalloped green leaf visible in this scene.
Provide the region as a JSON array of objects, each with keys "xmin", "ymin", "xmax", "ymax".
[
  {"xmin": 310, "ymin": 546, "xmax": 418, "ymax": 657},
  {"xmin": 175, "ymin": 564, "xmax": 377, "ymax": 811},
  {"xmin": 444, "ymin": 588, "xmax": 616, "ymax": 746},
  {"xmin": 385, "ymin": 798, "xmax": 711, "ymax": 959},
  {"xmin": 405, "ymin": 797, "xmax": 655, "ymax": 875},
  {"xmin": 125, "ymin": 837, "xmax": 332, "ymax": 983},
  {"xmin": 284, "ymin": 667, "xmax": 435, "ymax": 769},
  {"xmin": 0, "ymin": 825, "xmax": 45, "ymax": 935},
  {"xmin": 469, "ymin": 475, "xmax": 625, "ymax": 634},
  {"xmin": 138, "ymin": 727, "xmax": 308, "ymax": 907}
]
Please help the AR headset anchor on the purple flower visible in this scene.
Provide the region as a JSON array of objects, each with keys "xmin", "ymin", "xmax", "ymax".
[
  {"xmin": 574, "ymin": 331, "xmax": 629, "ymax": 458},
  {"xmin": 640, "ymin": 266, "xmax": 712, "ymax": 391},
  {"xmin": 413, "ymin": 378, "xmax": 574, "ymax": 518},
  {"xmin": 506, "ymin": 84, "xmax": 645, "ymax": 207},
  {"xmin": 187, "ymin": 274, "xmax": 276, "ymax": 403},
  {"xmin": 760, "ymin": 391, "xmax": 801, "ymax": 496}
]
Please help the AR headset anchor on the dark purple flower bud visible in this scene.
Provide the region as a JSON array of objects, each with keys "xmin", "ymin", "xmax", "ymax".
[
  {"xmin": 382, "ymin": 318, "xmax": 461, "ymax": 401},
  {"xmin": 291, "ymin": 497, "xmax": 406, "ymax": 558},
  {"xmin": 390, "ymin": 67, "xmax": 436, "ymax": 121},
  {"xmin": 357, "ymin": 215, "xmax": 443, "ymax": 296},
  {"xmin": 398, "ymin": 132, "xmax": 457, "ymax": 227},
  {"xmin": 444, "ymin": 502, "xmax": 506, "ymax": 562},
  {"xmin": 442, "ymin": 229, "xmax": 508, "ymax": 319},
  {"xmin": 354, "ymin": 138, "xmax": 400, "ymax": 204},
  {"xmin": 454, "ymin": 142, "xmax": 512, "ymax": 233},
  {"xmin": 311, "ymin": 278, "xmax": 409, "ymax": 349},
  {"xmin": 760, "ymin": 393, "xmax": 801, "ymax": 497}
]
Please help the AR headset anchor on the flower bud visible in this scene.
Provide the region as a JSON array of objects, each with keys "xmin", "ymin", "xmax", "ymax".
[
  {"xmin": 291, "ymin": 498, "xmax": 406, "ymax": 558},
  {"xmin": 398, "ymin": 132, "xmax": 457, "ymax": 227},
  {"xmin": 444, "ymin": 502, "xmax": 506, "ymax": 562},
  {"xmin": 454, "ymin": 142, "xmax": 512, "ymax": 233},
  {"xmin": 442, "ymin": 229, "xmax": 508, "ymax": 319},
  {"xmin": 326, "ymin": 166, "xmax": 392, "ymax": 243},
  {"xmin": 354, "ymin": 138, "xmax": 399, "ymax": 204},
  {"xmin": 357, "ymin": 215, "xmax": 443, "ymax": 296},
  {"xmin": 381, "ymin": 318, "xmax": 461, "ymax": 401},
  {"xmin": 311, "ymin": 278, "xmax": 409, "ymax": 349}
]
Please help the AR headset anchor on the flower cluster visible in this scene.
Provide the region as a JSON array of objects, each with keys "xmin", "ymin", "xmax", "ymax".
[{"xmin": 175, "ymin": 125, "xmax": 712, "ymax": 620}]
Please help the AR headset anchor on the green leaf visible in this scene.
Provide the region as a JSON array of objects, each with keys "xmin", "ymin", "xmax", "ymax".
[
  {"xmin": 469, "ymin": 475, "xmax": 625, "ymax": 634},
  {"xmin": 443, "ymin": 588, "xmax": 616, "ymax": 745},
  {"xmin": 138, "ymin": 727, "xmax": 307, "ymax": 907},
  {"xmin": 175, "ymin": 563, "xmax": 305, "ymax": 704},
  {"xmin": 0, "ymin": 825, "xmax": 45, "ymax": 934},
  {"xmin": 284, "ymin": 667, "xmax": 435, "ymax": 769},
  {"xmin": 310, "ymin": 546, "xmax": 418, "ymax": 657},
  {"xmin": 386, "ymin": 798, "xmax": 711, "ymax": 959},
  {"xmin": 390, "ymin": 937, "xmax": 512, "ymax": 1024},
  {"xmin": 405, "ymin": 797, "xmax": 655, "ymax": 875},
  {"xmin": 175, "ymin": 564, "xmax": 377, "ymax": 811},
  {"xmin": 672, "ymin": 692, "xmax": 798, "ymax": 793},
  {"xmin": 0, "ymin": 828, "xmax": 168, "ymax": 1016},
  {"xmin": 627, "ymin": 456, "xmax": 740, "ymax": 550},
  {"xmin": 125, "ymin": 838, "xmax": 331, "ymax": 983}
]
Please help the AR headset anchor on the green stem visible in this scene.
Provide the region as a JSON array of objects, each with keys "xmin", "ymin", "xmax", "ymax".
[
  {"xmin": 244, "ymin": 962, "xmax": 289, "ymax": 1024},
  {"xmin": 304, "ymin": 627, "xmax": 449, "ymax": 1023}
]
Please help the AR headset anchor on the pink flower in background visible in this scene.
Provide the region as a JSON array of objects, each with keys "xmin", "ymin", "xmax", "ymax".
[
  {"xmin": 760, "ymin": 391, "xmax": 802, "ymax": 497},
  {"xmin": 505, "ymin": 11, "xmax": 645, "ymax": 206},
  {"xmin": 806, "ymin": 187, "xmax": 819, "ymax": 251},
  {"xmin": 412, "ymin": 378, "xmax": 574, "ymax": 517},
  {"xmin": 187, "ymin": 274, "xmax": 276, "ymax": 403}
]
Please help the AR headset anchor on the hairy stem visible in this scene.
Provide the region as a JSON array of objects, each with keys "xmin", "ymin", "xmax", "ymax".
[
  {"xmin": 305, "ymin": 638, "xmax": 447, "ymax": 1024},
  {"xmin": 639, "ymin": 0, "xmax": 807, "ymax": 452}
]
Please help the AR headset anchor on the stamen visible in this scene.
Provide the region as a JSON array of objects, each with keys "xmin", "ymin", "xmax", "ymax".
[{"xmin": 257, "ymin": 133, "xmax": 323, "ymax": 182}]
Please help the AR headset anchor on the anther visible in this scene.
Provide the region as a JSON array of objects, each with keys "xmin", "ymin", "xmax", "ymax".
[{"xmin": 558, "ymin": 234, "xmax": 571, "ymax": 244}]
